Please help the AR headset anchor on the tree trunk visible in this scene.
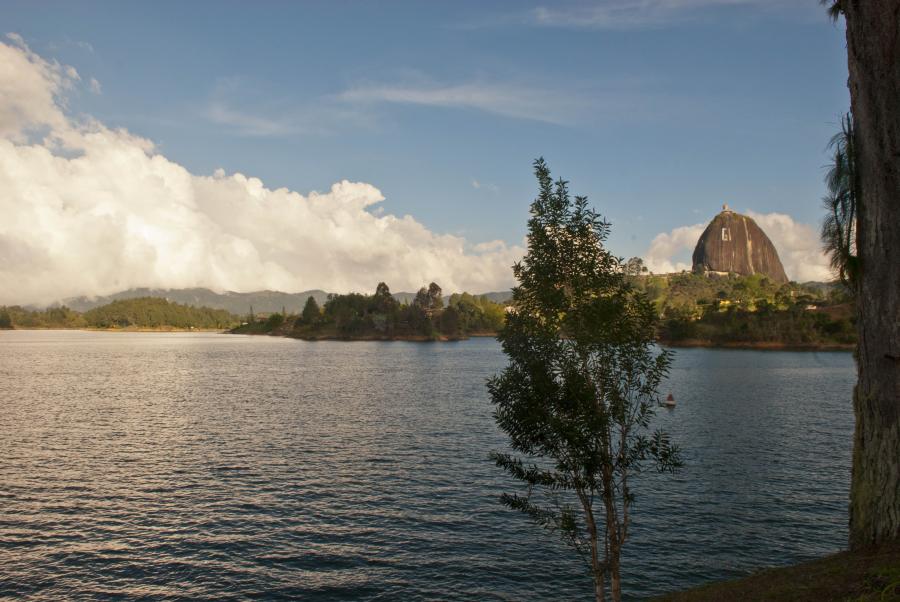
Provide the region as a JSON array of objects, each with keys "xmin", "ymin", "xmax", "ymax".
[
  {"xmin": 842, "ymin": 0, "xmax": 900, "ymax": 548},
  {"xmin": 609, "ymin": 547, "xmax": 622, "ymax": 602},
  {"xmin": 579, "ymin": 488, "xmax": 606, "ymax": 602}
]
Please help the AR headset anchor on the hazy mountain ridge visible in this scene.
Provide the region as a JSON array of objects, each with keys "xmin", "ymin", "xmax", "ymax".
[{"xmin": 57, "ymin": 288, "xmax": 514, "ymax": 315}]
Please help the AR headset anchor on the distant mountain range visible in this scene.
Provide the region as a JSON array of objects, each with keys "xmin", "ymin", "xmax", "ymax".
[{"xmin": 57, "ymin": 287, "xmax": 514, "ymax": 315}]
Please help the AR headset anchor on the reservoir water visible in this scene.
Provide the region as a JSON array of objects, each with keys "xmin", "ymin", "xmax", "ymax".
[{"xmin": 0, "ymin": 331, "xmax": 855, "ymax": 600}]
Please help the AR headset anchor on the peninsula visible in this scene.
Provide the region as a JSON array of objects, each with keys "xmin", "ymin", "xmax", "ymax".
[{"xmin": 229, "ymin": 282, "xmax": 506, "ymax": 341}]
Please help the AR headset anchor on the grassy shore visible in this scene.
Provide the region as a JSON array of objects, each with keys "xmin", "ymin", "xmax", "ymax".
[{"xmin": 654, "ymin": 545, "xmax": 900, "ymax": 601}]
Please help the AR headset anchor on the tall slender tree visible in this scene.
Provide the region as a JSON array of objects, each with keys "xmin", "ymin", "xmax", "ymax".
[
  {"xmin": 489, "ymin": 159, "xmax": 680, "ymax": 602},
  {"xmin": 823, "ymin": 0, "xmax": 900, "ymax": 548},
  {"xmin": 300, "ymin": 296, "xmax": 320, "ymax": 325}
]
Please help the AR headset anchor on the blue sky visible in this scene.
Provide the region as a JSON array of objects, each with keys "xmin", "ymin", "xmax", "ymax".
[{"xmin": 1, "ymin": 1, "xmax": 850, "ymax": 300}]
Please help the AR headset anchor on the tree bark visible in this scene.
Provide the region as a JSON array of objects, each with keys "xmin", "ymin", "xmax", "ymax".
[
  {"xmin": 609, "ymin": 548, "xmax": 622, "ymax": 602},
  {"xmin": 842, "ymin": 0, "xmax": 900, "ymax": 548}
]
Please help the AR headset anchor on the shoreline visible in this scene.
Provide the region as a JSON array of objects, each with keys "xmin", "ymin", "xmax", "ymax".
[
  {"xmin": 654, "ymin": 544, "xmax": 899, "ymax": 601},
  {"xmin": 660, "ymin": 338, "xmax": 855, "ymax": 352},
  {"xmin": 1, "ymin": 327, "xmax": 227, "ymax": 333},
  {"xmin": 3, "ymin": 328, "xmax": 856, "ymax": 351},
  {"xmin": 285, "ymin": 332, "xmax": 473, "ymax": 342}
]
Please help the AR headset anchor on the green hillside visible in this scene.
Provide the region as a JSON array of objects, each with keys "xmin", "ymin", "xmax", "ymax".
[
  {"xmin": 634, "ymin": 271, "xmax": 855, "ymax": 347},
  {"xmin": 1, "ymin": 297, "xmax": 239, "ymax": 330}
]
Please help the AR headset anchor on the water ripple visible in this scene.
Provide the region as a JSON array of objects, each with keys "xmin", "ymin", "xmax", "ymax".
[{"xmin": 0, "ymin": 331, "xmax": 855, "ymax": 600}]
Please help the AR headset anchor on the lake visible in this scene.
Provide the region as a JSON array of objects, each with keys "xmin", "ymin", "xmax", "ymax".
[{"xmin": 0, "ymin": 331, "xmax": 855, "ymax": 600}]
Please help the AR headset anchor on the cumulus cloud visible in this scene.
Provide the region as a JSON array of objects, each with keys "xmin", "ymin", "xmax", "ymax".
[
  {"xmin": 0, "ymin": 38, "xmax": 523, "ymax": 305},
  {"xmin": 745, "ymin": 211, "xmax": 830, "ymax": 282},
  {"xmin": 644, "ymin": 212, "xmax": 830, "ymax": 281},
  {"xmin": 0, "ymin": 33, "xmax": 79, "ymax": 140},
  {"xmin": 644, "ymin": 223, "xmax": 707, "ymax": 274}
]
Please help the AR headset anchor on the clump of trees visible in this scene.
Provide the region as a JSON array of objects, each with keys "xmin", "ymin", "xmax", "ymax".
[
  {"xmin": 446, "ymin": 292, "xmax": 506, "ymax": 333},
  {"xmin": 489, "ymin": 159, "xmax": 680, "ymax": 602},
  {"xmin": 0, "ymin": 305, "xmax": 87, "ymax": 329},
  {"xmin": 288, "ymin": 281, "xmax": 507, "ymax": 339},
  {"xmin": 83, "ymin": 297, "xmax": 237, "ymax": 329}
]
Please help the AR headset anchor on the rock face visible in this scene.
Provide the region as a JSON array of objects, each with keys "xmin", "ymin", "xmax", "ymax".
[{"xmin": 692, "ymin": 205, "xmax": 789, "ymax": 283}]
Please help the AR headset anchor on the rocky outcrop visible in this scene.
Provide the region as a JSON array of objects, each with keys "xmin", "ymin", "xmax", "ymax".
[{"xmin": 692, "ymin": 205, "xmax": 789, "ymax": 283}]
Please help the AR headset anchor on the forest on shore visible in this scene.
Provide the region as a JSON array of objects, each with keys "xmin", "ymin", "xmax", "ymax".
[
  {"xmin": 626, "ymin": 266, "xmax": 856, "ymax": 348},
  {"xmin": 1, "ymin": 272, "xmax": 855, "ymax": 348},
  {"xmin": 0, "ymin": 297, "xmax": 238, "ymax": 330},
  {"xmin": 230, "ymin": 282, "xmax": 506, "ymax": 340}
]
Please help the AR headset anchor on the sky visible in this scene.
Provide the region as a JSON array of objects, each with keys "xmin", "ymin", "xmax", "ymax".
[{"xmin": 2, "ymin": 1, "xmax": 849, "ymax": 304}]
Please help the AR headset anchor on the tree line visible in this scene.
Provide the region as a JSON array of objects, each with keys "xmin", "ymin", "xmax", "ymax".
[
  {"xmin": 231, "ymin": 282, "xmax": 508, "ymax": 339},
  {"xmin": 0, "ymin": 297, "xmax": 239, "ymax": 330}
]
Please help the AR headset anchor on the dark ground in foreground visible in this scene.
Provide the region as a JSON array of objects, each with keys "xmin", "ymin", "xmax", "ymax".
[{"xmin": 654, "ymin": 544, "xmax": 900, "ymax": 601}]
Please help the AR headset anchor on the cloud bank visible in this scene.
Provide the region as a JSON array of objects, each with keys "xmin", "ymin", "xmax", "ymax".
[
  {"xmin": 0, "ymin": 37, "xmax": 522, "ymax": 306},
  {"xmin": 644, "ymin": 211, "xmax": 830, "ymax": 282}
]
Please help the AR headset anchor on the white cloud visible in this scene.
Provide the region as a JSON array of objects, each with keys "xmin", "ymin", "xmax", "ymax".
[
  {"xmin": 89, "ymin": 77, "xmax": 102, "ymax": 94},
  {"xmin": 0, "ymin": 33, "xmax": 79, "ymax": 141},
  {"xmin": 206, "ymin": 101, "xmax": 291, "ymax": 137},
  {"xmin": 204, "ymin": 77, "xmax": 377, "ymax": 138},
  {"xmin": 745, "ymin": 211, "xmax": 830, "ymax": 282},
  {"xmin": 643, "ymin": 211, "xmax": 830, "ymax": 281},
  {"xmin": 0, "ymin": 39, "xmax": 523, "ymax": 305},
  {"xmin": 530, "ymin": 0, "xmax": 794, "ymax": 29},
  {"xmin": 338, "ymin": 81, "xmax": 589, "ymax": 125},
  {"xmin": 644, "ymin": 223, "xmax": 706, "ymax": 274}
]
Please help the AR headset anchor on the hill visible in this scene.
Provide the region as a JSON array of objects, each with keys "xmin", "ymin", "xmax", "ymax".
[
  {"xmin": 1, "ymin": 298, "xmax": 239, "ymax": 330},
  {"xmin": 58, "ymin": 287, "xmax": 513, "ymax": 316},
  {"xmin": 83, "ymin": 297, "xmax": 238, "ymax": 329},
  {"xmin": 61, "ymin": 288, "xmax": 330, "ymax": 315},
  {"xmin": 230, "ymin": 284, "xmax": 506, "ymax": 340},
  {"xmin": 634, "ymin": 272, "xmax": 855, "ymax": 348}
]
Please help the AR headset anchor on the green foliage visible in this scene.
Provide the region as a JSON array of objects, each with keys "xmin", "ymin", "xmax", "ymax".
[
  {"xmin": 1, "ymin": 299, "xmax": 239, "ymax": 330},
  {"xmin": 82, "ymin": 297, "xmax": 237, "ymax": 329},
  {"xmin": 439, "ymin": 305, "xmax": 460, "ymax": 336},
  {"xmin": 821, "ymin": 113, "xmax": 858, "ymax": 289},
  {"xmin": 0, "ymin": 309, "xmax": 12, "ymax": 329},
  {"xmin": 265, "ymin": 312, "xmax": 285, "ymax": 330},
  {"xmin": 488, "ymin": 159, "xmax": 680, "ymax": 600},
  {"xmin": 820, "ymin": 0, "xmax": 842, "ymax": 22},
  {"xmin": 0, "ymin": 305, "xmax": 87, "ymax": 329},
  {"xmin": 287, "ymin": 282, "xmax": 506, "ymax": 339},
  {"xmin": 625, "ymin": 271, "xmax": 855, "ymax": 346},
  {"xmin": 447, "ymin": 292, "xmax": 507, "ymax": 332},
  {"xmin": 300, "ymin": 295, "xmax": 321, "ymax": 325},
  {"xmin": 413, "ymin": 282, "xmax": 443, "ymax": 311}
]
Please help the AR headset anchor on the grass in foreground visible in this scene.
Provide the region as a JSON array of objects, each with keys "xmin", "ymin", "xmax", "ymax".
[{"xmin": 654, "ymin": 544, "xmax": 900, "ymax": 602}]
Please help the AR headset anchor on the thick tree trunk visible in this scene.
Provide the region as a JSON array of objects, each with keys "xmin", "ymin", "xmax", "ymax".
[{"xmin": 842, "ymin": 0, "xmax": 900, "ymax": 548}]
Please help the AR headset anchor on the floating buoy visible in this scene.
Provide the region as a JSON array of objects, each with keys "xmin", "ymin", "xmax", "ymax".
[{"xmin": 664, "ymin": 393, "xmax": 676, "ymax": 407}]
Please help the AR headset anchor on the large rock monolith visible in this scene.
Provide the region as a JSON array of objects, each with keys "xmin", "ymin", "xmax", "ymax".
[{"xmin": 692, "ymin": 205, "xmax": 789, "ymax": 283}]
